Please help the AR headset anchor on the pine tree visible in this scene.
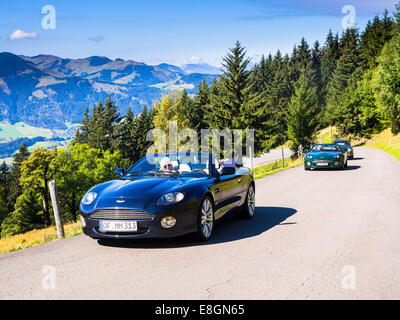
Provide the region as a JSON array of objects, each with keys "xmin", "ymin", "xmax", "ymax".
[
  {"xmin": 325, "ymin": 27, "xmax": 361, "ymax": 125},
  {"xmin": 75, "ymin": 97, "xmax": 121, "ymax": 152},
  {"xmin": 251, "ymin": 54, "xmax": 273, "ymax": 92},
  {"xmin": 74, "ymin": 107, "xmax": 91, "ymax": 144},
  {"xmin": 204, "ymin": 78, "xmax": 220, "ymax": 127},
  {"xmin": 312, "ymin": 41, "xmax": 322, "ymax": 89},
  {"xmin": 135, "ymin": 105, "xmax": 155, "ymax": 162},
  {"xmin": 375, "ymin": 12, "xmax": 400, "ymax": 134},
  {"xmin": 1, "ymin": 189, "xmax": 40, "ymax": 238},
  {"xmin": 287, "ymin": 73, "xmax": 320, "ymax": 151},
  {"xmin": 193, "ymin": 80, "xmax": 210, "ymax": 132},
  {"xmin": 294, "ymin": 38, "xmax": 312, "ymax": 76},
  {"xmin": 0, "ymin": 161, "xmax": 9, "ymax": 203},
  {"xmin": 176, "ymin": 89, "xmax": 194, "ymax": 130},
  {"xmin": 209, "ymin": 42, "xmax": 266, "ymax": 154},
  {"xmin": 210, "ymin": 41, "xmax": 252, "ymax": 129},
  {"xmin": 118, "ymin": 107, "xmax": 136, "ymax": 162},
  {"xmin": 0, "ymin": 186, "xmax": 8, "ymax": 238},
  {"xmin": 260, "ymin": 52, "xmax": 292, "ymax": 149},
  {"xmin": 360, "ymin": 11, "xmax": 394, "ymax": 69},
  {"xmin": 86, "ymin": 100, "xmax": 105, "ymax": 149},
  {"xmin": 321, "ymin": 30, "xmax": 340, "ymax": 106},
  {"xmin": 7, "ymin": 144, "xmax": 30, "ymax": 211},
  {"xmin": 103, "ymin": 96, "xmax": 122, "ymax": 151}
]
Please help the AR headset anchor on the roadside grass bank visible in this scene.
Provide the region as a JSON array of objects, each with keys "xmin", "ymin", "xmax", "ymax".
[
  {"xmin": 254, "ymin": 157, "xmax": 303, "ymax": 180},
  {"xmin": 316, "ymin": 126, "xmax": 338, "ymax": 143},
  {"xmin": 362, "ymin": 128, "xmax": 400, "ymax": 162},
  {"xmin": 0, "ymin": 222, "xmax": 82, "ymax": 255},
  {"xmin": 316, "ymin": 126, "xmax": 400, "ymax": 161}
]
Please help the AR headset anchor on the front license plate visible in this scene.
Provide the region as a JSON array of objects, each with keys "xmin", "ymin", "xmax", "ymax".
[
  {"xmin": 316, "ymin": 162, "xmax": 329, "ymax": 166},
  {"xmin": 99, "ymin": 220, "xmax": 138, "ymax": 232}
]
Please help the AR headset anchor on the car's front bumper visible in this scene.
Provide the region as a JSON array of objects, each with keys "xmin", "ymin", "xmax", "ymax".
[
  {"xmin": 81, "ymin": 206, "xmax": 198, "ymax": 239},
  {"xmin": 304, "ymin": 159, "xmax": 344, "ymax": 169}
]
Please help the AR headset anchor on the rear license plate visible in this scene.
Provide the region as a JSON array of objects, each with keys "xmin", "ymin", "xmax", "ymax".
[
  {"xmin": 316, "ymin": 162, "xmax": 329, "ymax": 166},
  {"xmin": 99, "ymin": 220, "xmax": 138, "ymax": 232}
]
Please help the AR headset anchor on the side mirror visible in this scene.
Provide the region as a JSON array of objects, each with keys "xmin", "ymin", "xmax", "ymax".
[
  {"xmin": 115, "ymin": 168, "xmax": 125, "ymax": 176},
  {"xmin": 220, "ymin": 166, "xmax": 236, "ymax": 176}
]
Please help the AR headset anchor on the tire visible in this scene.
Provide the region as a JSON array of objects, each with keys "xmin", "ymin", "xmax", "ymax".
[
  {"xmin": 305, "ymin": 166, "xmax": 310, "ymax": 171},
  {"xmin": 241, "ymin": 184, "xmax": 255, "ymax": 219},
  {"xmin": 195, "ymin": 196, "xmax": 215, "ymax": 242}
]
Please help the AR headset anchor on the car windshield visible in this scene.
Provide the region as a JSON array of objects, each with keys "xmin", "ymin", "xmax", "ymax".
[
  {"xmin": 333, "ymin": 141, "xmax": 350, "ymax": 146},
  {"xmin": 311, "ymin": 144, "xmax": 341, "ymax": 152},
  {"xmin": 124, "ymin": 153, "xmax": 213, "ymax": 177}
]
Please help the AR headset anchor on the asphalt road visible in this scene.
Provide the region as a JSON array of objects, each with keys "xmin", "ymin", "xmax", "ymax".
[
  {"xmin": 242, "ymin": 147, "xmax": 292, "ymax": 168},
  {"xmin": 1, "ymin": 147, "xmax": 400, "ymax": 299}
]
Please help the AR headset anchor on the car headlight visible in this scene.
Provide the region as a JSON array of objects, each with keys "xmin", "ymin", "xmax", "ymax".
[
  {"xmin": 307, "ymin": 155, "xmax": 312, "ymax": 159},
  {"xmin": 82, "ymin": 192, "xmax": 97, "ymax": 205},
  {"xmin": 157, "ymin": 192, "xmax": 185, "ymax": 205},
  {"xmin": 335, "ymin": 155, "xmax": 341, "ymax": 159}
]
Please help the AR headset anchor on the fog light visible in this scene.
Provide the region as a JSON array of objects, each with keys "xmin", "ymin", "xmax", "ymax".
[
  {"xmin": 161, "ymin": 216, "xmax": 176, "ymax": 228},
  {"xmin": 307, "ymin": 162, "xmax": 311, "ymax": 166},
  {"xmin": 80, "ymin": 215, "xmax": 86, "ymax": 228},
  {"xmin": 334, "ymin": 161, "xmax": 339, "ymax": 166}
]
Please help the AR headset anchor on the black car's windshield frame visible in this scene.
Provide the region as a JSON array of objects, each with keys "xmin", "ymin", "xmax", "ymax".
[{"xmin": 124, "ymin": 153, "xmax": 216, "ymax": 178}]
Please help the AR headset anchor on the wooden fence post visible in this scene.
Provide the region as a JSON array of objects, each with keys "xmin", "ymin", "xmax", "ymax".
[{"xmin": 49, "ymin": 180, "xmax": 65, "ymax": 239}]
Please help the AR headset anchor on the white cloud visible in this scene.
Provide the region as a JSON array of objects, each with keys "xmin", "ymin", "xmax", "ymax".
[
  {"xmin": 9, "ymin": 29, "xmax": 37, "ymax": 40},
  {"xmin": 180, "ymin": 56, "xmax": 222, "ymax": 67},
  {"xmin": 88, "ymin": 35, "xmax": 104, "ymax": 42},
  {"xmin": 182, "ymin": 56, "xmax": 203, "ymax": 64}
]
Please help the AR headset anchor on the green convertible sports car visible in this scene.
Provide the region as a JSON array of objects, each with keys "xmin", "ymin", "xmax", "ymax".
[{"xmin": 304, "ymin": 143, "xmax": 348, "ymax": 170}]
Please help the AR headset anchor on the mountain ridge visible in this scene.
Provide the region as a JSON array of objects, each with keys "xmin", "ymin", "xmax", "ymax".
[{"xmin": 0, "ymin": 52, "xmax": 218, "ymax": 130}]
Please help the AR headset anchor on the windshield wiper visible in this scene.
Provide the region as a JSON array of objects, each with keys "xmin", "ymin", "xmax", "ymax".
[
  {"xmin": 143, "ymin": 170, "xmax": 180, "ymax": 177},
  {"xmin": 125, "ymin": 171, "xmax": 181, "ymax": 177},
  {"xmin": 125, "ymin": 171, "xmax": 142, "ymax": 176},
  {"xmin": 156, "ymin": 171, "xmax": 180, "ymax": 176}
]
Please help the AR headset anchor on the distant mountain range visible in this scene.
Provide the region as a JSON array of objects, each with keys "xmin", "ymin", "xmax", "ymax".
[{"xmin": 0, "ymin": 52, "xmax": 220, "ymax": 129}]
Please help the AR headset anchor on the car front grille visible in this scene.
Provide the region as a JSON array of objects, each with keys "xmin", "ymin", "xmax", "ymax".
[
  {"xmin": 89, "ymin": 209, "xmax": 153, "ymax": 220},
  {"xmin": 313, "ymin": 159, "xmax": 332, "ymax": 163}
]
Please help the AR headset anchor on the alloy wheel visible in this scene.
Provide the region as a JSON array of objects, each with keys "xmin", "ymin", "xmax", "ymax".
[
  {"xmin": 201, "ymin": 198, "xmax": 214, "ymax": 238},
  {"xmin": 247, "ymin": 185, "xmax": 255, "ymax": 217}
]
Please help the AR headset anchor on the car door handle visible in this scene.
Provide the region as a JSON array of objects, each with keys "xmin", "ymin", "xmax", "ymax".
[
  {"xmin": 238, "ymin": 178, "xmax": 242, "ymax": 183},
  {"xmin": 215, "ymin": 188, "xmax": 220, "ymax": 193}
]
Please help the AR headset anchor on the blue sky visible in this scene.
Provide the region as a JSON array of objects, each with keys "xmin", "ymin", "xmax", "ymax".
[{"xmin": 0, "ymin": 0, "xmax": 397, "ymax": 66}]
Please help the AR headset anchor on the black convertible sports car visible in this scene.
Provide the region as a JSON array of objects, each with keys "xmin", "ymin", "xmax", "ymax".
[{"xmin": 80, "ymin": 152, "xmax": 255, "ymax": 241}]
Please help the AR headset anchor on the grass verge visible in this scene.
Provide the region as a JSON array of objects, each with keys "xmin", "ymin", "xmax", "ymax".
[
  {"xmin": 0, "ymin": 222, "xmax": 82, "ymax": 255},
  {"xmin": 362, "ymin": 128, "xmax": 400, "ymax": 161},
  {"xmin": 254, "ymin": 157, "xmax": 303, "ymax": 180}
]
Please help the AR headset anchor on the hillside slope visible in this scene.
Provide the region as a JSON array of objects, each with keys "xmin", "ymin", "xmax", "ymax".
[{"xmin": 364, "ymin": 128, "xmax": 400, "ymax": 161}]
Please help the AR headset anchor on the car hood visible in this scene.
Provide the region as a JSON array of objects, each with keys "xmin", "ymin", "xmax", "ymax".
[{"xmin": 83, "ymin": 175, "xmax": 204, "ymax": 211}]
